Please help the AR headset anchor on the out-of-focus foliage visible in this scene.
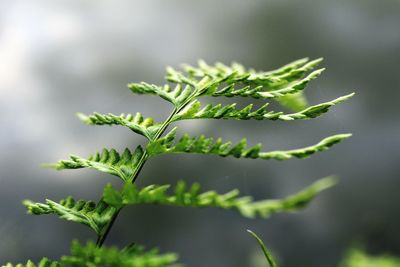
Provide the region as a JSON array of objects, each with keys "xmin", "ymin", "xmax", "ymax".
[{"xmin": 339, "ymin": 248, "xmax": 400, "ymax": 267}]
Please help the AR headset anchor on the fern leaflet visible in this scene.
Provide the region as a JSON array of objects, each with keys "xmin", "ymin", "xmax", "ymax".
[
  {"xmin": 49, "ymin": 146, "xmax": 144, "ymax": 182},
  {"xmin": 23, "ymin": 198, "xmax": 115, "ymax": 235},
  {"xmin": 103, "ymin": 177, "xmax": 336, "ymax": 219},
  {"xmin": 172, "ymin": 93, "xmax": 354, "ymax": 121},
  {"xmin": 146, "ymin": 129, "xmax": 351, "ymax": 160},
  {"xmin": 62, "ymin": 241, "xmax": 181, "ymax": 267},
  {"xmin": 77, "ymin": 112, "xmax": 161, "ymax": 140}
]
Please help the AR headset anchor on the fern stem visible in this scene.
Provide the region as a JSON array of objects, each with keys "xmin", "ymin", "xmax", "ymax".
[
  {"xmin": 96, "ymin": 209, "xmax": 121, "ymax": 246},
  {"xmin": 96, "ymin": 78, "xmax": 209, "ymax": 247},
  {"xmin": 131, "ymin": 107, "xmax": 177, "ymax": 183}
]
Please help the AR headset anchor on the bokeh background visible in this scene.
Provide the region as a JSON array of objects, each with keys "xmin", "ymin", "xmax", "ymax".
[{"xmin": 1, "ymin": 1, "xmax": 400, "ymax": 266}]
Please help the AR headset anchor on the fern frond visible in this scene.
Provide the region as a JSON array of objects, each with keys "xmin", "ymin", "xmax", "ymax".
[
  {"xmin": 49, "ymin": 146, "xmax": 144, "ymax": 182},
  {"xmin": 103, "ymin": 177, "xmax": 336, "ymax": 219},
  {"xmin": 23, "ymin": 198, "xmax": 115, "ymax": 235},
  {"xmin": 3, "ymin": 258, "xmax": 59, "ymax": 267},
  {"xmin": 172, "ymin": 93, "xmax": 354, "ymax": 122},
  {"xmin": 77, "ymin": 112, "xmax": 161, "ymax": 140},
  {"xmin": 61, "ymin": 240, "xmax": 181, "ymax": 267},
  {"xmin": 146, "ymin": 129, "xmax": 351, "ymax": 160}
]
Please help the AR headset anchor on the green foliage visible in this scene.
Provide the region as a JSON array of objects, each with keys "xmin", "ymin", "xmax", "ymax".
[
  {"xmin": 10, "ymin": 58, "xmax": 354, "ymax": 266},
  {"xmin": 340, "ymin": 248, "xmax": 400, "ymax": 267}
]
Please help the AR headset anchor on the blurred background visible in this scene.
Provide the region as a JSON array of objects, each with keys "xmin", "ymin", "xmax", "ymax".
[{"xmin": 1, "ymin": 0, "xmax": 400, "ymax": 266}]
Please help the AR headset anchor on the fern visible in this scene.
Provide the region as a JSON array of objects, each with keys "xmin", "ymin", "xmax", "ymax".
[{"xmin": 9, "ymin": 58, "xmax": 354, "ymax": 266}]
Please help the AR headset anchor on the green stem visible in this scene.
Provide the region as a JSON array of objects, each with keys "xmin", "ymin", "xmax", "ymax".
[
  {"xmin": 96, "ymin": 209, "xmax": 121, "ymax": 246},
  {"xmin": 95, "ymin": 77, "xmax": 210, "ymax": 247}
]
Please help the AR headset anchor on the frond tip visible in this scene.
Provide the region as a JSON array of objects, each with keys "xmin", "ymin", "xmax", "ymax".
[{"xmin": 103, "ymin": 176, "xmax": 337, "ymax": 219}]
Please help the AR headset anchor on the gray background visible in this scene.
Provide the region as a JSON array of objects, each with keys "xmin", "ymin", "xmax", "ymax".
[{"xmin": 1, "ymin": 1, "xmax": 399, "ymax": 266}]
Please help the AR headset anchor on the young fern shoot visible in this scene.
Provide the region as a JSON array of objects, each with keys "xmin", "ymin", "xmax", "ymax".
[{"xmin": 10, "ymin": 58, "xmax": 353, "ymax": 266}]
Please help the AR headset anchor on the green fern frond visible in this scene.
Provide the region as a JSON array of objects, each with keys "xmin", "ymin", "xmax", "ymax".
[
  {"xmin": 61, "ymin": 240, "xmax": 181, "ymax": 267},
  {"xmin": 77, "ymin": 112, "xmax": 161, "ymax": 140},
  {"xmin": 3, "ymin": 258, "xmax": 59, "ymax": 267},
  {"xmin": 103, "ymin": 177, "xmax": 336, "ymax": 219},
  {"xmin": 23, "ymin": 198, "xmax": 115, "ymax": 234},
  {"xmin": 171, "ymin": 93, "xmax": 353, "ymax": 122},
  {"xmin": 49, "ymin": 146, "xmax": 144, "ymax": 182},
  {"xmin": 13, "ymin": 58, "xmax": 354, "ymax": 265},
  {"xmin": 146, "ymin": 129, "xmax": 351, "ymax": 160}
]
